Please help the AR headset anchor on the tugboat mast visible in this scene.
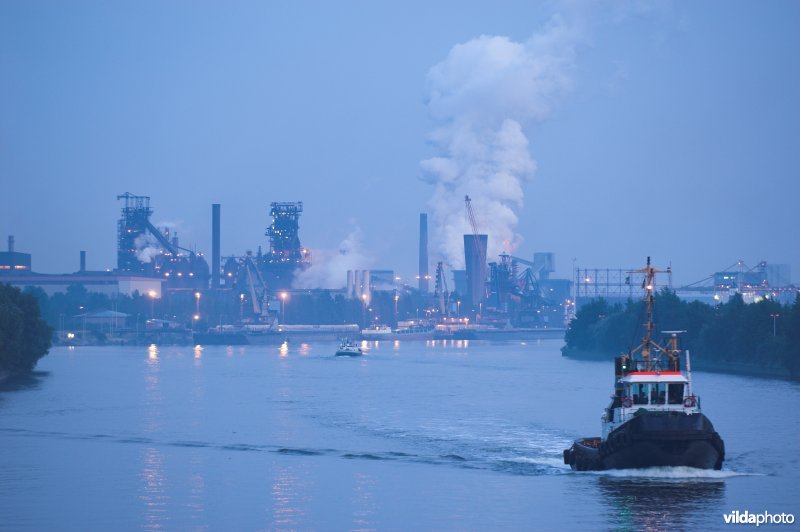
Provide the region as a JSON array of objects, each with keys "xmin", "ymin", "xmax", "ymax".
[{"xmin": 626, "ymin": 256, "xmax": 673, "ymax": 371}]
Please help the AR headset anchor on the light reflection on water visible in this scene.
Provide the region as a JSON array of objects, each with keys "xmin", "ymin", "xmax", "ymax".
[
  {"xmin": 351, "ymin": 471, "xmax": 376, "ymax": 530},
  {"xmin": 270, "ymin": 464, "xmax": 310, "ymax": 530},
  {"xmin": 187, "ymin": 451, "xmax": 206, "ymax": 525},
  {"xmin": 140, "ymin": 446, "xmax": 169, "ymax": 530},
  {"xmin": 141, "ymin": 344, "xmax": 168, "ymax": 529}
]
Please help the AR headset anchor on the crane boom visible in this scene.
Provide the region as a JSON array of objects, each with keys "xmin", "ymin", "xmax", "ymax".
[
  {"xmin": 465, "ymin": 195, "xmax": 480, "ymax": 237},
  {"xmin": 464, "ymin": 195, "xmax": 485, "ymax": 266}
]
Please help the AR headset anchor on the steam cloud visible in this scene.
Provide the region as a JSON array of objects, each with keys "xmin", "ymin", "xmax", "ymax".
[
  {"xmin": 293, "ymin": 228, "xmax": 373, "ymax": 289},
  {"xmin": 421, "ymin": 14, "xmax": 580, "ymax": 268},
  {"xmin": 134, "ymin": 233, "xmax": 162, "ymax": 263}
]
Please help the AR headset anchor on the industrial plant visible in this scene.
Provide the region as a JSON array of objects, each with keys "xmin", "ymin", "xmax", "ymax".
[{"xmin": 0, "ymin": 191, "xmax": 796, "ymax": 345}]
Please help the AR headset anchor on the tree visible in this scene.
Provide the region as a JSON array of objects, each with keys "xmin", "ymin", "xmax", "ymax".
[
  {"xmin": 781, "ymin": 294, "xmax": 800, "ymax": 378},
  {"xmin": 0, "ymin": 283, "xmax": 53, "ymax": 374},
  {"xmin": 563, "ymin": 298, "xmax": 617, "ymax": 354}
]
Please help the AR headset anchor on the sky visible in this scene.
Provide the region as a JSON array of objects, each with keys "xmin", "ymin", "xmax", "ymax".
[{"xmin": 1, "ymin": 0, "xmax": 798, "ymax": 287}]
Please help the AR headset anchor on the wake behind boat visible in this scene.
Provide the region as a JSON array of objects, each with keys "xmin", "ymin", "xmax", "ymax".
[{"xmin": 563, "ymin": 258, "xmax": 725, "ymax": 471}]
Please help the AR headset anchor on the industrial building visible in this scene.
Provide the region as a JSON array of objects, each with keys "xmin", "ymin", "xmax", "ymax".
[
  {"xmin": 116, "ymin": 192, "xmax": 209, "ymax": 290},
  {"xmin": 483, "ymin": 251, "xmax": 572, "ymax": 327},
  {"xmin": 218, "ymin": 201, "xmax": 312, "ymax": 320},
  {"xmin": 0, "ymin": 236, "xmax": 31, "ymax": 272},
  {"xmin": 0, "ymin": 236, "xmax": 163, "ymax": 297},
  {"xmin": 262, "ymin": 202, "xmax": 311, "ymax": 289}
]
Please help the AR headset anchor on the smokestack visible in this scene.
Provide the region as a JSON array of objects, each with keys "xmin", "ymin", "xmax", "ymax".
[
  {"xmin": 464, "ymin": 234, "xmax": 488, "ymax": 308},
  {"xmin": 212, "ymin": 204, "xmax": 221, "ymax": 289},
  {"xmin": 8, "ymin": 235, "xmax": 14, "ymax": 253},
  {"xmin": 419, "ymin": 213, "xmax": 429, "ymax": 293},
  {"xmin": 346, "ymin": 270, "xmax": 354, "ymax": 299},
  {"xmin": 362, "ymin": 270, "xmax": 371, "ymax": 302},
  {"xmin": 354, "ymin": 270, "xmax": 362, "ymax": 299},
  {"xmin": 80, "ymin": 251, "xmax": 86, "ymax": 272}
]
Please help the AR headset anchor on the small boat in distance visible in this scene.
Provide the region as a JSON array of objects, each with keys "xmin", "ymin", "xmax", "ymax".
[
  {"xmin": 335, "ymin": 339, "xmax": 363, "ymax": 357},
  {"xmin": 563, "ymin": 257, "xmax": 725, "ymax": 471},
  {"xmin": 361, "ymin": 324, "xmax": 392, "ymax": 339}
]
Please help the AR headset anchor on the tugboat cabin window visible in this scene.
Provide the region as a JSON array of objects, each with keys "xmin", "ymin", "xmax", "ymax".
[
  {"xmin": 668, "ymin": 383, "xmax": 685, "ymax": 404},
  {"xmin": 628, "ymin": 384, "xmax": 648, "ymax": 404},
  {"xmin": 625, "ymin": 382, "xmax": 674, "ymax": 405},
  {"xmin": 649, "ymin": 383, "xmax": 666, "ymax": 404}
]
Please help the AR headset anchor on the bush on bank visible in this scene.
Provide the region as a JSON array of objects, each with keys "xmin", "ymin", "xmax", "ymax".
[{"xmin": 0, "ymin": 283, "xmax": 52, "ymax": 375}]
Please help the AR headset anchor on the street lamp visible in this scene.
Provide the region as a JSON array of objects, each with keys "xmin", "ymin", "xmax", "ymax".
[
  {"xmin": 239, "ymin": 293, "xmax": 245, "ymax": 322},
  {"xmin": 457, "ymin": 300, "xmax": 461, "ymax": 318},
  {"xmin": 770, "ymin": 313, "xmax": 780, "ymax": 338},
  {"xmin": 147, "ymin": 290, "xmax": 158, "ymax": 319},
  {"xmin": 361, "ymin": 293, "xmax": 368, "ymax": 327},
  {"xmin": 280, "ymin": 292, "xmax": 288, "ymax": 323},
  {"xmin": 194, "ymin": 291, "xmax": 201, "ymax": 317}
]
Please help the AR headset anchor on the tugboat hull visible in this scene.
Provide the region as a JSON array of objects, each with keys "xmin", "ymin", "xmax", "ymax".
[{"xmin": 564, "ymin": 412, "xmax": 725, "ymax": 471}]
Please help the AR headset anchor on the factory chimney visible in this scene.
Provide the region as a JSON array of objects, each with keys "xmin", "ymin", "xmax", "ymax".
[
  {"xmin": 80, "ymin": 251, "xmax": 86, "ymax": 272},
  {"xmin": 212, "ymin": 204, "xmax": 221, "ymax": 289},
  {"xmin": 8, "ymin": 235, "xmax": 14, "ymax": 253},
  {"xmin": 354, "ymin": 270, "xmax": 362, "ymax": 300},
  {"xmin": 362, "ymin": 270, "xmax": 371, "ymax": 302},
  {"xmin": 346, "ymin": 270, "xmax": 354, "ymax": 299},
  {"xmin": 464, "ymin": 234, "xmax": 488, "ymax": 308},
  {"xmin": 419, "ymin": 213, "xmax": 429, "ymax": 293}
]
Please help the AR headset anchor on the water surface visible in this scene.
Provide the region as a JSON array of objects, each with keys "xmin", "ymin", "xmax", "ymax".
[{"xmin": 1, "ymin": 340, "xmax": 797, "ymax": 530}]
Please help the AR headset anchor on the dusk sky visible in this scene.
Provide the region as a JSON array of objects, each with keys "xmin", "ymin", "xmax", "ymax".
[{"xmin": 1, "ymin": 1, "xmax": 798, "ymax": 287}]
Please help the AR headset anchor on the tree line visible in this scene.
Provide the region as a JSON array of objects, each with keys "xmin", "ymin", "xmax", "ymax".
[{"xmin": 563, "ymin": 290, "xmax": 800, "ymax": 380}]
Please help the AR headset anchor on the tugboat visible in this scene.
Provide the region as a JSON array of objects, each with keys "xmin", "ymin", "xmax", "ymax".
[
  {"xmin": 335, "ymin": 339, "xmax": 363, "ymax": 357},
  {"xmin": 564, "ymin": 258, "xmax": 725, "ymax": 471}
]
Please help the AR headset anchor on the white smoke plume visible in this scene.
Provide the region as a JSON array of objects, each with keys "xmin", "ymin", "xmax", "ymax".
[
  {"xmin": 134, "ymin": 233, "xmax": 162, "ymax": 263},
  {"xmin": 293, "ymin": 228, "xmax": 373, "ymax": 289},
  {"xmin": 421, "ymin": 14, "xmax": 580, "ymax": 268}
]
